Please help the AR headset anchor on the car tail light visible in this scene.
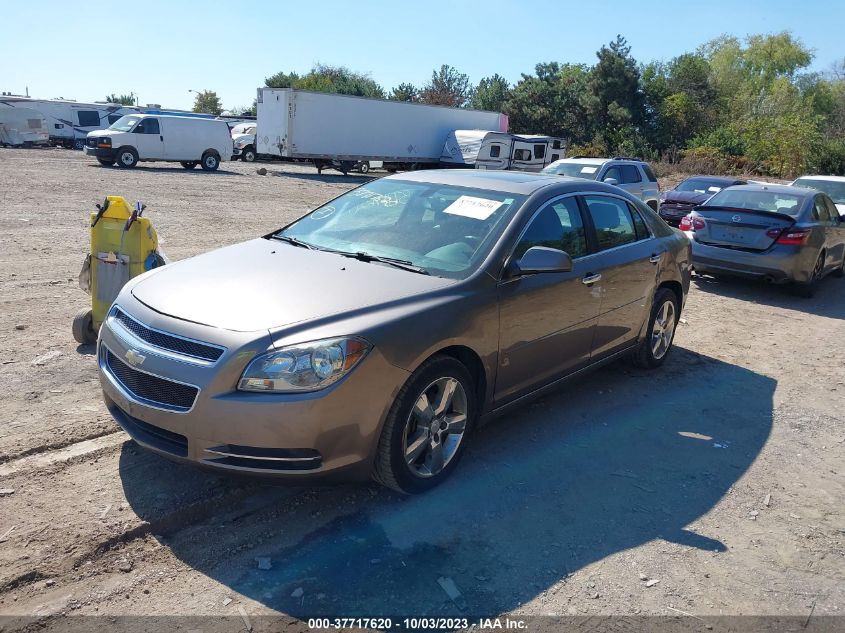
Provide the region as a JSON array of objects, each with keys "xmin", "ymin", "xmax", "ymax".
[
  {"xmin": 679, "ymin": 215, "xmax": 692, "ymax": 231},
  {"xmin": 692, "ymin": 217, "xmax": 705, "ymax": 230},
  {"xmin": 774, "ymin": 228, "xmax": 811, "ymax": 245}
]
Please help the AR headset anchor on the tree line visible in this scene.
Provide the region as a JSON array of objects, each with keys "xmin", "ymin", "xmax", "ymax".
[{"xmin": 202, "ymin": 32, "xmax": 845, "ymax": 178}]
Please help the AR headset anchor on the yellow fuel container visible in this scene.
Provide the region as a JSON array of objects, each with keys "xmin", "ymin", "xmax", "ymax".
[{"xmin": 73, "ymin": 196, "xmax": 161, "ymax": 344}]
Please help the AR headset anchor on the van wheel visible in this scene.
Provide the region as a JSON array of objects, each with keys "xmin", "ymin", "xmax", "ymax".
[
  {"xmin": 373, "ymin": 355, "xmax": 476, "ymax": 494},
  {"xmin": 180, "ymin": 161, "xmax": 198, "ymax": 169},
  {"xmin": 97, "ymin": 158, "xmax": 113, "ymax": 167},
  {"xmin": 359, "ymin": 161, "xmax": 370, "ymax": 174},
  {"xmin": 200, "ymin": 151, "xmax": 220, "ymax": 171},
  {"xmin": 116, "ymin": 147, "xmax": 138, "ymax": 168},
  {"xmin": 72, "ymin": 308, "xmax": 97, "ymax": 345},
  {"xmin": 241, "ymin": 146, "xmax": 256, "ymax": 162},
  {"xmin": 632, "ymin": 288, "xmax": 679, "ymax": 368}
]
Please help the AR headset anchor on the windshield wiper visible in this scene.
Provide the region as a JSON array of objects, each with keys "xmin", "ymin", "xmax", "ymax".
[
  {"xmin": 269, "ymin": 234, "xmax": 316, "ymax": 250},
  {"xmin": 337, "ymin": 251, "xmax": 429, "ymax": 275}
]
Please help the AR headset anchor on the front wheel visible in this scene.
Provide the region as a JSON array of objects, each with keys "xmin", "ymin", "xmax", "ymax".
[
  {"xmin": 359, "ymin": 161, "xmax": 370, "ymax": 174},
  {"xmin": 200, "ymin": 151, "xmax": 220, "ymax": 171},
  {"xmin": 116, "ymin": 147, "xmax": 138, "ymax": 168},
  {"xmin": 373, "ymin": 356, "xmax": 476, "ymax": 494},
  {"xmin": 241, "ymin": 146, "xmax": 256, "ymax": 162},
  {"xmin": 632, "ymin": 288, "xmax": 679, "ymax": 368}
]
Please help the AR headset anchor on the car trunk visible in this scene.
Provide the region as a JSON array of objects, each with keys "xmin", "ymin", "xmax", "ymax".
[{"xmin": 692, "ymin": 207, "xmax": 795, "ymax": 252}]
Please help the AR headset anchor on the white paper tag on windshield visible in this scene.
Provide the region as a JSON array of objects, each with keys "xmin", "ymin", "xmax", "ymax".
[
  {"xmin": 580, "ymin": 166, "xmax": 598, "ymax": 174},
  {"xmin": 443, "ymin": 195, "xmax": 503, "ymax": 220}
]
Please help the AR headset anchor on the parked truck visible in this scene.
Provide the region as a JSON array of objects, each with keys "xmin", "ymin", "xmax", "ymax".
[
  {"xmin": 255, "ymin": 88, "xmax": 508, "ymax": 174},
  {"xmin": 439, "ymin": 130, "xmax": 565, "ymax": 172}
]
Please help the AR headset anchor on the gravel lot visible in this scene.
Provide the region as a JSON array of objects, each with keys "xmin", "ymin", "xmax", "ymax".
[{"xmin": 0, "ymin": 148, "xmax": 843, "ymax": 630}]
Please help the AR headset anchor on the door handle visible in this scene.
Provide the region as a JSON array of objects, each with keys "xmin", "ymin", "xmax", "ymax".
[
  {"xmin": 160, "ymin": 135, "xmax": 164, "ymax": 141},
  {"xmin": 649, "ymin": 253, "xmax": 662, "ymax": 264},
  {"xmin": 582, "ymin": 273, "xmax": 602, "ymax": 285}
]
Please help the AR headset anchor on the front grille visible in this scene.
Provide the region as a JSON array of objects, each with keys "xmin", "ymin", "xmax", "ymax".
[
  {"xmin": 105, "ymin": 349, "xmax": 198, "ymax": 411},
  {"xmin": 106, "ymin": 401, "xmax": 189, "ymax": 457},
  {"xmin": 113, "ymin": 308, "xmax": 223, "ymax": 362}
]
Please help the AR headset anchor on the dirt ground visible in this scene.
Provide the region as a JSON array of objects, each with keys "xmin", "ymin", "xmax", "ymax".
[{"xmin": 0, "ymin": 148, "xmax": 843, "ymax": 631}]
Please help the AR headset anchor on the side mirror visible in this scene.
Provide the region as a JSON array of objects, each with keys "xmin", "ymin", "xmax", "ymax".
[
  {"xmin": 603, "ymin": 177, "xmax": 619, "ymax": 186},
  {"xmin": 508, "ymin": 246, "xmax": 573, "ymax": 277}
]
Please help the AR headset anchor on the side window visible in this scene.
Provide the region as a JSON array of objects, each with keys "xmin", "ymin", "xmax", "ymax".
[
  {"xmin": 489, "ymin": 144, "xmax": 501, "ymax": 158},
  {"xmin": 628, "ymin": 203, "xmax": 650, "ymax": 240},
  {"xmin": 514, "ymin": 197, "xmax": 587, "ymax": 259},
  {"xmin": 584, "ymin": 196, "xmax": 637, "ymax": 250},
  {"xmin": 513, "ymin": 148, "xmax": 532, "ymax": 161},
  {"xmin": 76, "ymin": 110, "xmax": 101, "ymax": 127},
  {"xmin": 813, "ymin": 197, "xmax": 830, "ymax": 222},
  {"xmin": 552, "ymin": 140, "xmax": 562, "ymax": 150},
  {"xmin": 107, "ymin": 114, "xmax": 123, "ymax": 125},
  {"xmin": 550, "ymin": 153, "xmax": 560, "ymax": 161},
  {"xmin": 601, "ymin": 166, "xmax": 622, "ymax": 183},
  {"xmin": 641, "ymin": 163, "xmax": 658, "ymax": 182},
  {"xmin": 135, "ymin": 118, "xmax": 160, "ymax": 135},
  {"xmin": 534, "ymin": 144, "xmax": 546, "ymax": 160},
  {"xmin": 825, "ymin": 197, "xmax": 841, "ymax": 222},
  {"xmin": 621, "ymin": 165, "xmax": 642, "ymax": 183}
]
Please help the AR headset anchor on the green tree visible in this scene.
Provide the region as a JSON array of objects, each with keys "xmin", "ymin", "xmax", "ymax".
[
  {"xmin": 264, "ymin": 65, "xmax": 384, "ymax": 98},
  {"xmin": 388, "ymin": 83, "xmax": 419, "ymax": 102},
  {"xmin": 192, "ymin": 90, "xmax": 223, "ymax": 115},
  {"xmin": 419, "ymin": 65, "xmax": 471, "ymax": 107},
  {"xmin": 470, "ymin": 74, "xmax": 510, "ymax": 112},
  {"xmin": 105, "ymin": 93, "xmax": 136, "ymax": 106}
]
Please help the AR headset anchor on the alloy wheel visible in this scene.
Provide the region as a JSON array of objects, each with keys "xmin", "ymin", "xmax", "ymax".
[
  {"xmin": 651, "ymin": 300, "xmax": 677, "ymax": 360},
  {"xmin": 402, "ymin": 377, "xmax": 468, "ymax": 478}
]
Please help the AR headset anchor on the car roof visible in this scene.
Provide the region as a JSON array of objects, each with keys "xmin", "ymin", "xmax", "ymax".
[
  {"xmin": 548, "ymin": 158, "xmax": 608, "ymax": 165},
  {"xmin": 793, "ymin": 175, "xmax": 845, "ymax": 183},
  {"xmin": 683, "ymin": 175, "xmax": 745, "ymax": 184},
  {"xmin": 385, "ymin": 169, "xmax": 620, "ymax": 195},
  {"xmin": 721, "ymin": 183, "xmax": 816, "ymax": 197}
]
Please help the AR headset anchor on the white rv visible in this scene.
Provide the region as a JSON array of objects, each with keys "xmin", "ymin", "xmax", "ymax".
[
  {"xmin": 440, "ymin": 130, "xmax": 565, "ymax": 172},
  {"xmin": 0, "ymin": 96, "xmax": 141, "ymax": 148},
  {"xmin": 85, "ymin": 114, "xmax": 234, "ymax": 170},
  {"xmin": 0, "ymin": 107, "xmax": 49, "ymax": 147}
]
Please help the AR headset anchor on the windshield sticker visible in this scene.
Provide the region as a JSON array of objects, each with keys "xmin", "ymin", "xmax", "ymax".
[
  {"xmin": 348, "ymin": 188, "xmax": 407, "ymax": 208},
  {"xmin": 580, "ymin": 166, "xmax": 598, "ymax": 174},
  {"xmin": 707, "ymin": 187, "xmax": 722, "ymax": 193},
  {"xmin": 443, "ymin": 196, "xmax": 503, "ymax": 220}
]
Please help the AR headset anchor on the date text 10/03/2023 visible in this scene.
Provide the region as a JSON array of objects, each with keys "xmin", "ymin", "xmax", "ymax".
[{"xmin": 307, "ymin": 617, "xmax": 528, "ymax": 630}]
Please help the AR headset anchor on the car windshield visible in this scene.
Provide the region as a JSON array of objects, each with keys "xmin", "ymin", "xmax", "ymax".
[
  {"xmin": 702, "ymin": 189, "xmax": 805, "ymax": 216},
  {"xmin": 275, "ymin": 179, "xmax": 527, "ymax": 278},
  {"xmin": 108, "ymin": 115, "xmax": 141, "ymax": 132},
  {"xmin": 675, "ymin": 178, "xmax": 732, "ymax": 194},
  {"xmin": 540, "ymin": 162, "xmax": 602, "ymax": 179},
  {"xmin": 792, "ymin": 178, "xmax": 845, "ymax": 204}
]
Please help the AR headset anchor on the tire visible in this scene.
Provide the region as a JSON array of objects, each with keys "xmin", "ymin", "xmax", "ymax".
[
  {"xmin": 794, "ymin": 251, "xmax": 825, "ymax": 298},
  {"xmin": 73, "ymin": 139, "xmax": 85, "ymax": 150},
  {"xmin": 72, "ymin": 308, "xmax": 97, "ymax": 345},
  {"xmin": 116, "ymin": 147, "xmax": 138, "ymax": 168},
  {"xmin": 632, "ymin": 288, "xmax": 680, "ymax": 369},
  {"xmin": 241, "ymin": 146, "xmax": 256, "ymax": 162},
  {"xmin": 359, "ymin": 161, "xmax": 370, "ymax": 174},
  {"xmin": 200, "ymin": 151, "xmax": 220, "ymax": 171},
  {"xmin": 180, "ymin": 161, "xmax": 198, "ymax": 169},
  {"xmin": 373, "ymin": 355, "xmax": 477, "ymax": 494},
  {"xmin": 97, "ymin": 158, "xmax": 113, "ymax": 167}
]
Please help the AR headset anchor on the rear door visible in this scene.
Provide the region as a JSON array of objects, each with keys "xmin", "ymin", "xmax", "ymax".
[
  {"xmin": 131, "ymin": 117, "xmax": 165, "ymax": 159},
  {"xmin": 692, "ymin": 207, "xmax": 795, "ymax": 251},
  {"xmin": 510, "ymin": 141, "xmax": 534, "ymax": 171},
  {"xmin": 581, "ymin": 195, "xmax": 659, "ymax": 358},
  {"xmin": 618, "ymin": 164, "xmax": 645, "ymax": 200}
]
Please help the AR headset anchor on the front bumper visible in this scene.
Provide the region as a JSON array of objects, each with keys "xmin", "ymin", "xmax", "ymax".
[
  {"xmin": 84, "ymin": 145, "xmax": 116, "ymax": 161},
  {"xmin": 659, "ymin": 206, "xmax": 694, "ymax": 227},
  {"xmin": 97, "ymin": 300, "xmax": 410, "ymax": 480},
  {"xmin": 690, "ymin": 237, "xmax": 812, "ymax": 283}
]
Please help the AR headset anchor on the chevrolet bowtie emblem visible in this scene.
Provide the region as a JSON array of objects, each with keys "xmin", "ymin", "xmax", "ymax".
[{"xmin": 125, "ymin": 349, "xmax": 146, "ymax": 366}]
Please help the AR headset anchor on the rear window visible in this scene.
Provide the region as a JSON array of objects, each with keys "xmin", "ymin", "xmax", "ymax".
[
  {"xmin": 676, "ymin": 178, "xmax": 732, "ymax": 194},
  {"xmin": 792, "ymin": 178, "xmax": 845, "ymax": 204},
  {"xmin": 641, "ymin": 163, "xmax": 658, "ymax": 182},
  {"xmin": 704, "ymin": 190, "xmax": 804, "ymax": 216}
]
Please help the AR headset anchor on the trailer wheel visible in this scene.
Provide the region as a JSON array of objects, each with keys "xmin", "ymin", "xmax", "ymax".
[
  {"xmin": 116, "ymin": 147, "xmax": 139, "ymax": 168},
  {"xmin": 180, "ymin": 161, "xmax": 198, "ymax": 169},
  {"xmin": 72, "ymin": 308, "xmax": 97, "ymax": 345},
  {"xmin": 200, "ymin": 151, "xmax": 220, "ymax": 171},
  {"xmin": 73, "ymin": 139, "xmax": 85, "ymax": 150}
]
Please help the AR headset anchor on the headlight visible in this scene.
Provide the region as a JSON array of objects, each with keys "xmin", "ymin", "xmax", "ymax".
[
  {"xmin": 238, "ymin": 337, "xmax": 371, "ymax": 393},
  {"xmin": 97, "ymin": 137, "xmax": 112, "ymax": 148}
]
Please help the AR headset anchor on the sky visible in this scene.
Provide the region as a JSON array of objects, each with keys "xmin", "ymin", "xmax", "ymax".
[{"xmin": 2, "ymin": 0, "xmax": 843, "ymax": 111}]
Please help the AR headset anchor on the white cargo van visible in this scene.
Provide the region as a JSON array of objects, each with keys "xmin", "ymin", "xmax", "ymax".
[{"xmin": 85, "ymin": 114, "xmax": 233, "ymax": 170}]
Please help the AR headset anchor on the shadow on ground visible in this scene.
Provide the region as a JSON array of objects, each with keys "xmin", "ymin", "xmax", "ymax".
[
  {"xmin": 269, "ymin": 170, "xmax": 376, "ymax": 185},
  {"xmin": 692, "ymin": 272, "xmax": 845, "ymax": 320},
  {"xmin": 121, "ymin": 347, "xmax": 774, "ymax": 617},
  {"xmin": 86, "ymin": 164, "xmax": 242, "ymax": 176}
]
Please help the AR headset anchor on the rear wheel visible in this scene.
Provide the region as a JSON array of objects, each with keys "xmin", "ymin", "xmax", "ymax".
[
  {"xmin": 833, "ymin": 253, "xmax": 845, "ymax": 278},
  {"xmin": 373, "ymin": 356, "xmax": 476, "ymax": 494},
  {"xmin": 633, "ymin": 288, "xmax": 679, "ymax": 368},
  {"xmin": 200, "ymin": 151, "xmax": 220, "ymax": 171},
  {"xmin": 180, "ymin": 161, "xmax": 198, "ymax": 169},
  {"xmin": 116, "ymin": 147, "xmax": 138, "ymax": 168},
  {"xmin": 795, "ymin": 252, "xmax": 825, "ymax": 297},
  {"xmin": 72, "ymin": 308, "xmax": 97, "ymax": 345}
]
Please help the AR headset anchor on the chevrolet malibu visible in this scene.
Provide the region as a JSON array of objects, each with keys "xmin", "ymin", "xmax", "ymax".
[{"xmin": 98, "ymin": 171, "xmax": 691, "ymax": 494}]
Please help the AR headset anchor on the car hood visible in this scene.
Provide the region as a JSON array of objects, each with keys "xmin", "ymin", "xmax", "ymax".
[
  {"xmin": 130, "ymin": 238, "xmax": 457, "ymax": 332},
  {"xmin": 661, "ymin": 190, "xmax": 710, "ymax": 205},
  {"xmin": 232, "ymin": 133, "xmax": 254, "ymax": 143}
]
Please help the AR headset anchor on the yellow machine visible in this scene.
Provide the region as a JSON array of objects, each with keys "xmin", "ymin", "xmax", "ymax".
[{"xmin": 73, "ymin": 196, "xmax": 163, "ymax": 344}]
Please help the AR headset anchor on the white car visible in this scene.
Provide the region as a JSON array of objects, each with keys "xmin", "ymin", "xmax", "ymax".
[
  {"xmin": 791, "ymin": 175, "xmax": 845, "ymax": 219},
  {"xmin": 85, "ymin": 114, "xmax": 233, "ymax": 170},
  {"xmin": 230, "ymin": 122, "xmax": 256, "ymax": 162}
]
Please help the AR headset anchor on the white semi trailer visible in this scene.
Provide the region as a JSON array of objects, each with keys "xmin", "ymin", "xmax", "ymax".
[{"xmin": 255, "ymin": 88, "xmax": 507, "ymax": 174}]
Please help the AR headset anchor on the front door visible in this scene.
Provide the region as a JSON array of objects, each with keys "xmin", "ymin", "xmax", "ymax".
[
  {"xmin": 496, "ymin": 196, "xmax": 602, "ymax": 403},
  {"xmin": 131, "ymin": 117, "xmax": 165, "ymax": 159},
  {"xmin": 581, "ymin": 195, "xmax": 659, "ymax": 358}
]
